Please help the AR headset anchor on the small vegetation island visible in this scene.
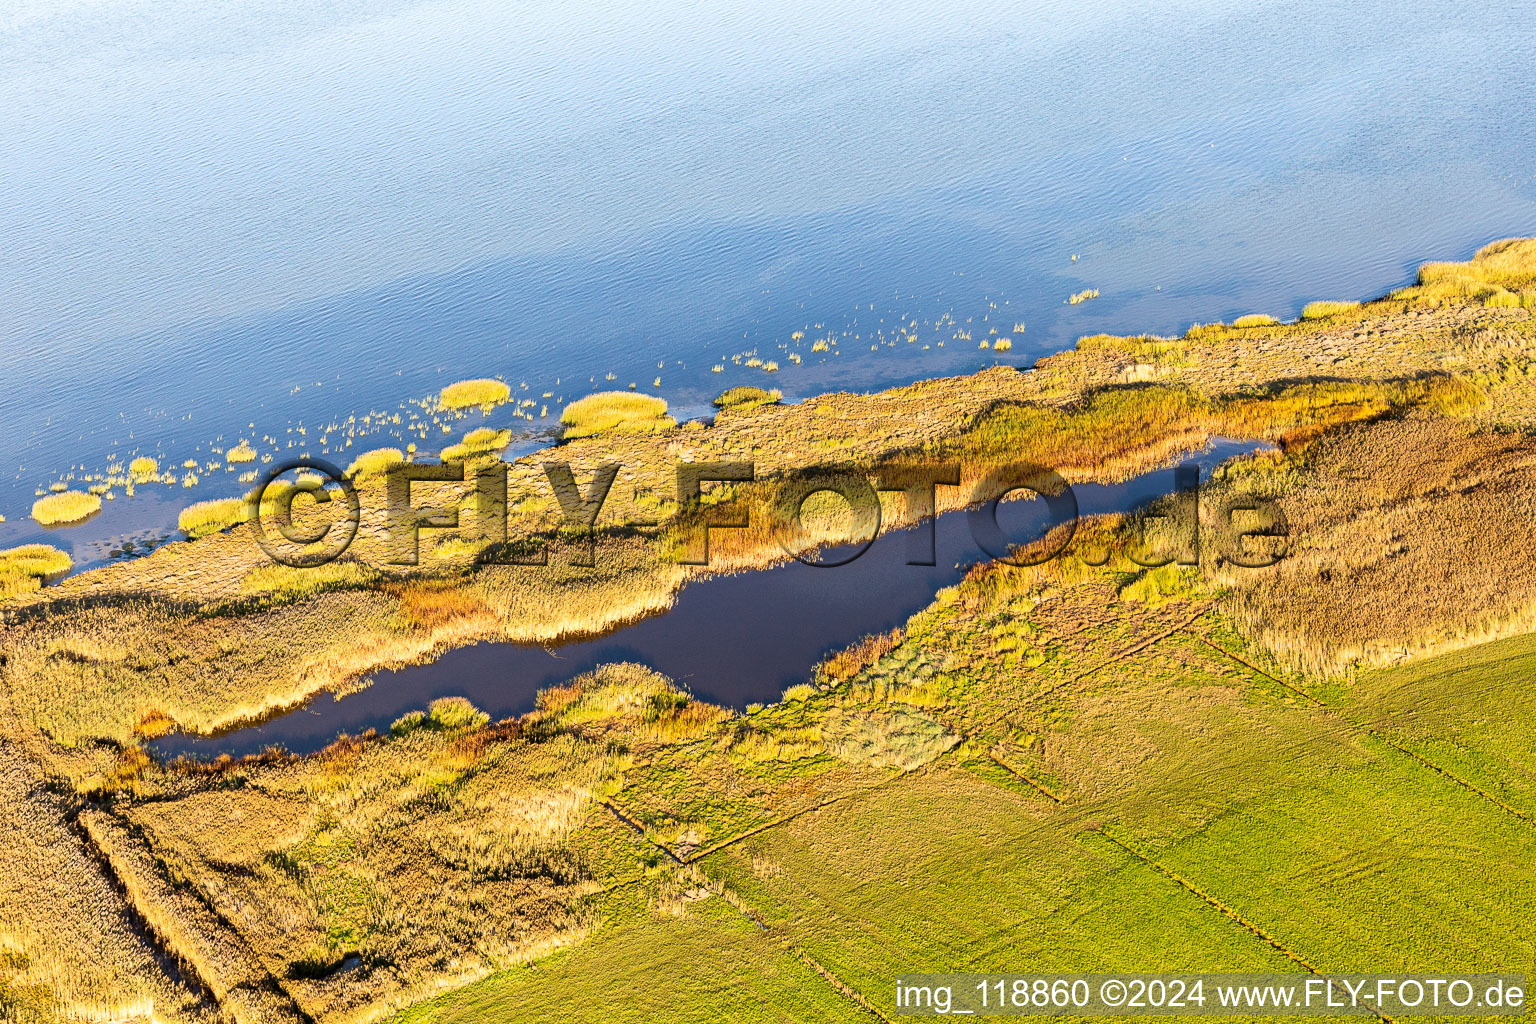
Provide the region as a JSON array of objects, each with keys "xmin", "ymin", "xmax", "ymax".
[{"xmin": 5, "ymin": 240, "xmax": 1536, "ymax": 1021}]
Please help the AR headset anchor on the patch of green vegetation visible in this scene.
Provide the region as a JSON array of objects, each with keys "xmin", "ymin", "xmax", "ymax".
[
  {"xmin": 560, "ymin": 392, "xmax": 675, "ymax": 439},
  {"xmin": 712, "ymin": 386, "xmax": 782, "ymax": 411},
  {"xmin": 0, "ymin": 545, "xmax": 71, "ymax": 600},
  {"xmin": 820, "ymin": 706, "xmax": 958, "ymax": 770},
  {"xmin": 345, "ymin": 447, "xmax": 405, "ymax": 482},
  {"xmin": 395, "ymin": 893, "xmax": 861, "ymax": 1024},
  {"xmin": 427, "ymin": 696, "xmax": 490, "ymax": 732},
  {"xmin": 240, "ymin": 561, "xmax": 379, "ymax": 602},
  {"xmin": 1233, "ymin": 313, "xmax": 1278, "ymax": 328},
  {"xmin": 1300, "ymin": 299, "xmax": 1360, "ymax": 319},
  {"xmin": 30, "ymin": 491, "xmax": 101, "ymax": 526},
  {"xmin": 1352, "ymin": 631, "xmax": 1536, "ymax": 815},
  {"xmin": 1118, "ymin": 564, "xmax": 1199, "ymax": 606},
  {"xmin": 178, "ymin": 497, "xmax": 248, "ymax": 539},
  {"xmin": 1393, "ymin": 237, "xmax": 1536, "ymax": 307},
  {"xmin": 441, "ymin": 427, "xmax": 511, "ymax": 463},
  {"xmin": 439, "ymin": 378, "xmax": 511, "ymax": 411}
]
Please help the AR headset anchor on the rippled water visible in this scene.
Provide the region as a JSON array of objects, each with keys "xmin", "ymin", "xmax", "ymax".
[{"xmin": 3, "ymin": 0, "xmax": 1534, "ymax": 563}]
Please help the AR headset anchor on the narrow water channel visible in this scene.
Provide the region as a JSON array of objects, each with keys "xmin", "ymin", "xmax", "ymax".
[{"xmin": 155, "ymin": 441, "xmax": 1261, "ymax": 759}]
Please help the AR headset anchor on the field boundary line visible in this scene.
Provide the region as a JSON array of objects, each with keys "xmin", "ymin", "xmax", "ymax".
[
  {"xmin": 1092, "ymin": 829, "xmax": 1396, "ymax": 1024},
  {"xmin": 1035, "ymin": 602, "xmax": 1218, "ymax": 704},
  {"xmin": 684, "ymin": 767, "xmax": 917, "ymax": 865},
  {"xmin": 1193, "ymin": 636, "xmax": 1325, "ymax": 707},
  {"xmin": 1366, "ymin": 731, "xmax": 1536, "ymax": 827},
  {"xmin": 987, "ymin": 752, "xmax": 1063, "ymax": 803},
  {"xmin": 603, "ymin": 798, "xmax": 686, "ymax": 865},
  {"xmin": 790, "ymin": 945, "xmax": 895, "ymax": 1022},
  {"xmin": 610, "ymin": 795, "xmax": 887, "ymax": 1018},
  {"xmin": 1195, "ymin": 634, "xmax": 1536, "ymax": 828},
  {"xmin": 1093, "ymin": 829, "xmax": 1318, "ymax": 971}
]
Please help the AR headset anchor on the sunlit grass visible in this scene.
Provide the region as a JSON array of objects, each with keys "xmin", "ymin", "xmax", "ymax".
[
  {"xmin": 439, "ymin": 378, "xmax": 511, "ymax": 411},
  {"xmin": 225, "ymin": 441, "xmax": 256, "ymax": 464},
  {"xmin": 1233, "ymin": 314, "xmax": 1278, "ymax": 328},
  {"xmin": 1300, "ymin": 300, "xmax": 1359, "ymax": 320},
  {"xmin": 31, "ymin": 491, "xmax": 101, "ymax": 526},
  {"xmin": 1393, "ymin": 238, "xmax": 1536, "ymax": 307},
  {"xmin": 128, "ymin": 457, "xmax": 158, "ymax": 482},
  {"xmin": 241, "ymin": 561, "xmax": 379, "ymax": 600},
  {"xmin": 0, "ymin": 544, "xmax": 71, "ymax": 599},
  {"xmin": 560, "ymin": 392, "xmax": 675, "ymax": 439},
  {"xmin": 993, "ymin": 338, "xmax": 1013, "ymax": 352},
  {"xmin": 441, "ymin": 427, "xmax": 511, "ymax": 463},
  {"xmin": 345, "ymin": 447, "xmax": 405, "ymax": 482},
  {"xmin": 1068, "ymin": 289, "xmax": 1100, "ymax": 305},
  {"xmin": 713, "ymin": 386, "xmax": 781, "ymax": 411},
  {"xmin": 177, "ymin": 498, "xmax": 248, "ymax": 539}
]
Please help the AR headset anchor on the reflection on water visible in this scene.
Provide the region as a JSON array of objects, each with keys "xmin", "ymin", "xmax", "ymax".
[{"xmin": 154, "ymin": 440, "xmax": 1262, "ymax": 759}]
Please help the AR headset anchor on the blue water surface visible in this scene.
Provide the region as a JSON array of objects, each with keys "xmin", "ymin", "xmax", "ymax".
[{"xmin": 2, "ymin": 0, "xmax": 1534, "ymax": 565}]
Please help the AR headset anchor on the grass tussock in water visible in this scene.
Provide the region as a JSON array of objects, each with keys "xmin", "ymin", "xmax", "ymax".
[
  {"xmin": 345, "ymin": 446, "xmax": 405, "ymax": 482},
  {"xmin": 439, "ymin": 378, "xmax": 511, "ymax": 411},
  {"xmin": 225, "ymin": 441, "xmax": 256, "ymax": 464},
  {"xmin": 128, "ymin": 456, "xmax": 159, "ymax": 482},
  {"xmin": 1233, "ymin": 314, "xmax": 1278, "ymax": 328},
  {"xmin": 441, "ymin": 426, "xmax": 512, "ymax": 463},
  {"xmin": 31, "ymin": 491, "xmax": 101, "ymax": 526},
  {"xmin": 713, "ymin": 386, "xmax": 782, "ymax": 411},
  {"xmin": 0, "ymin": 544, "xmax": 71, "ymax": 599},
  {"xmin": 177, "ymin": 497, "xmax": 248, "ymax": 539},
  {"xmin": 560, "ymin": 392, "xmax": 675, "ymax": 439}
]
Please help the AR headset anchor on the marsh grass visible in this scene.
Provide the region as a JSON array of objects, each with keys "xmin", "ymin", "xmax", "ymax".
[
  {"xmin": 225, "ymin": 441, "xmax": 257, "ymax": 464},
  {"xmin": 440, "ymin": 379, "xmax": 511, "ymax": 411},
  {"xmin": 713, "ymin": 387, "xmax": 782, "ymax": 411},
  {"xmin": 560, "ymin": 392, "xmax": 675, "ymax": 439},
  {"xmin": 0, "ymin": 544, "xmax": 71, "ymax": 599},
  {"xmin": 178, "ymin": 497, "xmax": 248, "ymax": 538},
  {"xmin": 31, "ymin": 491, "xmax": 101, "ymax": 526},
  {"xmin": 241, "ymin": 561, "xmax": 379, "ymax": 601},
  {"xmin": 820, "ymin": 707, "xmax": 958, "ymax": 770},
  {"xmin": 1300, "ymin": 300, "xmax": 1360, "ymax": 320},
  {"xmin": 1233, "ymin": 314, "xmax": 1278, "ymax": 328},
  {"xmin": 128, "ymin": 456, "xmax": 159, "ymax": 482},
  {"xmin": 951, "ymin": 375, "xmax": 1480, "ymax": 470},
  {"xmin": 441, "ymin": 427, "xmax": 511, "ymax": 463},
  {"xmin": 346, "ymin": 447, "xmax": 405, "ymax": 482},
  {"xmin": 1394, "ymin": 238, "xmax": 1536, "ymax": 307}
]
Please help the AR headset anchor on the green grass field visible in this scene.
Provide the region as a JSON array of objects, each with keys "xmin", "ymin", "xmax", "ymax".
[{"xmin": 396, "ymin": 594, "xmax": 1536, "ymax": 1023}]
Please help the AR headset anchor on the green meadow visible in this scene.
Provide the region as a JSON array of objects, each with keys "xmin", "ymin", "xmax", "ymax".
[{"xmin": 398, "ymin": 596, "xmax": 1536, "ymax": 1023}]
